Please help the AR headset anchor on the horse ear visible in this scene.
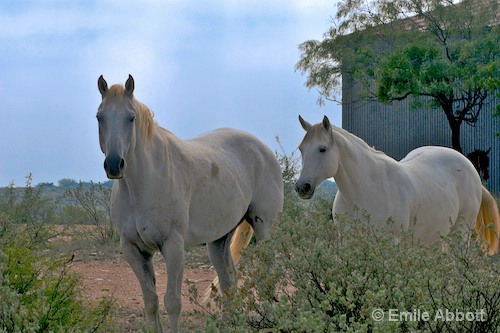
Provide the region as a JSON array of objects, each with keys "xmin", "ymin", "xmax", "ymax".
[
  {"xmin": 486, "ymin": 147, "xmax": 491, "ymax": 154},
  {"xmin": 125, "ymin": 74, "xmax": 134, "ymax": 96},
  {"xmin": 322, "ymin": 116, "xmax": 331, "ymax": 131},
  {"xmin": 299, "ymin": 115, "xmax": 312, "ymax": 132},
  {"xmin": 98, "ymin": 75, "xmax": 108, "ymax": 98}
]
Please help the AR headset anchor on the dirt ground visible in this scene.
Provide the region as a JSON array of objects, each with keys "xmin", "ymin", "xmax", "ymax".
[{"xmin": 70, "ymin": 247, "xmax": 217, "ymax": 332}]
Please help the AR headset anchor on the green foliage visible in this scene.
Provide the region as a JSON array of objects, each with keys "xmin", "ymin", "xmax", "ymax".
[
  {"xmin": 296, "ymin": 0, "xmax": 499, "ymax": 151},
  {"xmin": 196, "ymin": 199, "xmax": 499, "ymax": 332},
  {"xmin": 275, "ymin": 137, "xmax": 305, "ymax": 216},
  {"xmin": 0, "ymin": 245, "xmax": 112, "ymax": 333},
  {"xmin": 57, "ymin": 178, "xmax": 80, "ymax": 188},
  {"xmin": 57, "ymin": 178, "xmax": 114, "ymax": 189},
  {"xmin": 376, "ymin": 30, "xmax": 499, "ymax": 109},
  {"xmin": 190, "ymin": 152, "xmax": 499, "ymax": 333},
  {"xmin": 0, "ymin": 174, "xmax": 58, "ymax": 247},
  {"xmin": 0, "ymin": 176, "xmax": 112, "ymax": 333},
  {"xmin": 377, "ymin": 44, "xmax": 447, "ymax": 104}
]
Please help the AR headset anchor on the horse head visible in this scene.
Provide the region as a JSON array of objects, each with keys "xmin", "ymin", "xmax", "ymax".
[
  {"xmin": 96, "ymin": 75, "xmax": 137, "ymax": 179},
  {"xmin": 467, "ymin": 148, "xmax": 491, "ymax": 181},
  {"xmin": 295, "ymin": 115, "xmax": 339, "ymax": 199}
]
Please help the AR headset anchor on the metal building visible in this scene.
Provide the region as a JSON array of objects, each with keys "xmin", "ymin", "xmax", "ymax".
[{"xmin": 342, "ymin": 75, "xmax": 500, "ymax": 195}]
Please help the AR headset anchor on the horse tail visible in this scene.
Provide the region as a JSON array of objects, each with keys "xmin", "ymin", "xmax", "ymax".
[
  {"xmin": 229, "ymin": 220, "xmax": 254, "ymax": 262},
  {"xmin": 203, "ymin": 220, "xmax": 254, "ymax": 302},
  {"xmin": 475, "ymin": 186, "xmax": 500, "ymax": 255}
]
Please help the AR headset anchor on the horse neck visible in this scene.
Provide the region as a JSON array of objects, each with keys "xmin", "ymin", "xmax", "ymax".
[
  {"xmin": 121, "ymin": 123, "xmax": 186, "ymax": 197},
  {"xmin": 331, "ymin": 127, "xmax": 393, "ymax": 200}
]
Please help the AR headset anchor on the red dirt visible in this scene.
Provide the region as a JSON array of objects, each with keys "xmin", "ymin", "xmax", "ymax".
[{"xmin": 70, "ymin": 251, "xmax": 216, "ymax": 332}]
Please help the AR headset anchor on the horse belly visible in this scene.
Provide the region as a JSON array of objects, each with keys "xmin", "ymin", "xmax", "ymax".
[
  {"xmin": 410, "ymin": 186, "xmax": 460, "ymax": 243},
  {"xmin": 186, "ymin": 182, "xmax": 251, "ymax": 246},
  {"xmin": 333, "ymin": 186, "xmax": 410, "ymax": 224},
  {"xmin": 186, "ymin": 205, "xmax": 249, "ymax": 246}
]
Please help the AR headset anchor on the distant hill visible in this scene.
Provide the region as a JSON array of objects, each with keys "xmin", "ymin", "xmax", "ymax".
[
  {"xmin": 316, "ymin": 180, "xmax": 337, "ymax": 200},
  {"xmin": 1, "ymin": 178, "xmax": 339, "ymax": 204},
  {"xmin": 0, "ymin": 179, "xmax": 114, "ymax": 202}
]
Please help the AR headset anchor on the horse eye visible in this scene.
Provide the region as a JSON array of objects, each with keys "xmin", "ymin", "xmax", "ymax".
[
  {"xmin": 129, "ymin": 115, "xmax": 136, "ymax": 123},
  {"xmin": 319, "ymin": 147, "xmax": 327, "ymax": 153}
]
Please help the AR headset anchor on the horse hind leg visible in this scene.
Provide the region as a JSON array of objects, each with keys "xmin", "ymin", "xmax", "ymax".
[
  {"xmin": 207, "ymin": 230, "xmax": 237, "ymax": 293},
  {"xmin": 205, "ymin": 196, "xmax": 282, "ymax": 297}
]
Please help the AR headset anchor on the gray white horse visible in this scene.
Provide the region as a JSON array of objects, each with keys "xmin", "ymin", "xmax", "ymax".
[
  {"xmin": 295, "ymin": 116, "xmax": 499, "ymax": 255},
  {"xmin": 96, "ymin": 75, "xmax": 283, "ymax": 332}
]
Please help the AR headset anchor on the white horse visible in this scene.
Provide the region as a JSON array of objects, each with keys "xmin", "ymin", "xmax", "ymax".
[
  {"xmin": 295, "ymin": 116, "xmax": 499, "ymax": 254},
  {"xmin": 96, "ymin": 75, "xmax": 283, "ymax": 332}
]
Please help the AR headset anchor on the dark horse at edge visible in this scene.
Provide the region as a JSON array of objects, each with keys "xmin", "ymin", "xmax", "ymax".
[{"xmin": 467, "ymin": 148, "xmax": 491, "ymax": 181}]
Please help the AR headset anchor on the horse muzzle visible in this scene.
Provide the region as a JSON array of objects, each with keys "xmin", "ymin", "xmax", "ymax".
[
  {"xmin": 104, "ymin": 155, "xmax": 125, "ymax": 179},
  {"xmin": 295, "ymin": 181, "xmax": 315, "ymax": 200},
  {"xmin": 480, "ymin": 170, "xmax": 489, "ymax": 181}
]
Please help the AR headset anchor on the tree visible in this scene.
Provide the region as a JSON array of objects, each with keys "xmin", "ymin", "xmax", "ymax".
[
  {"xmin": 297, "ymin": 0, "xmax": 499, "ymax": 153},
  {"xmin": 57, "ymin": 178, "xmax": 79, "ymax": 188}
]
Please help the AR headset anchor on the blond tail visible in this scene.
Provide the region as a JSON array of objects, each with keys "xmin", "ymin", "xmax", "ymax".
[
  {"xmin": 475, "ymin": 186, "xmax": 500, "ymax": 255},
  {"xmin": 203, "ymin": 221, "xmax": 254, "ymax": 302}
]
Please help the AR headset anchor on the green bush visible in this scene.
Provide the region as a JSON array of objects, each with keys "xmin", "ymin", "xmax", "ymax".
[
  {"xmin": 0, "ymin": 241, "xmax": 112, "ymax": 332},
  {"xmin": 0, "ymin": 177, "xmax": 112, "ymax": 333},
  {"xmin": 0, "ymin": 174, "xmax": 58, "ymax": 247},
  {"xmin": 190, "ymin": 152, "xmax": 499, "ymax": 333},
  {"xmin": 194, "ymin": 200, "xmax": 499, "ymax": 332}
]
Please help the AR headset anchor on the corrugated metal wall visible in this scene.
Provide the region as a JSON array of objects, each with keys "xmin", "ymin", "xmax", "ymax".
[{"xmin": 342, "ymin": 75, "xmax": 500, "ymax": 195}]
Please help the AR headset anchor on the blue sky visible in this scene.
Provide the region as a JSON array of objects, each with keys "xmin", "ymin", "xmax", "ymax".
[{"xmin": 0, "ymin": 0, "xmax": 341, "ymax": 186}]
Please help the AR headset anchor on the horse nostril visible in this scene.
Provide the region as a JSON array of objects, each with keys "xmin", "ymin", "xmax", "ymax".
[
  {"xmin": 295, "ymin": 182, "xmax": 312, "ymax": 195},
  {"xmin": 104, "ymin": 155, "xmax": 125, "ymax": 178}
]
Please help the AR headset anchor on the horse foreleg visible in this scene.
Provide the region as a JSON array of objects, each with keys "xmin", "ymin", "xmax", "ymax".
[
  {"xmin": 121, "ymin": 240, "xmax": 163, "ymax": 333},
  {"xmin": 160, "ymin": 233, "xmax": 185, "ymax": 333}
]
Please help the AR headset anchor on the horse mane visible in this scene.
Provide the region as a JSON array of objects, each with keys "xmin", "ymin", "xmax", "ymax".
[
  {"xmin": 105, "ymin": 84, "xmax": 156, "ymax": 142},
  {"xmin": 133, "ymin": 100, "xmax": 156, "ymax": 142},
  {"xmin": 331, "ymin": 125, "xmax": 389, "ymax": 158},
  {"xmin": 302, "ymin": 122, "xmax": 390, "ymax": 161}
]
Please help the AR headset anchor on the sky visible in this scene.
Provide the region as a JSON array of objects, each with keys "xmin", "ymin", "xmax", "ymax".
[{"xmin": 0, "ymin": 0, "xmax": 342, "ymax": 186}]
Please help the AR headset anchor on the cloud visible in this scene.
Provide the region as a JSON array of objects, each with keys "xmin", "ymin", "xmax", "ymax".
[
  {"xmin": 0, "ymin": 0, "xmax": 341, "ymax": 185},
  {"xmin": 79, "ymin": 1, "xmax": 191, "ymax": 93},
  {"xmin": 0, "ymin": 4, "xmax": 91, "ymax": 39},
  {"xmin": 293, "ymin": 0, "xmax": 335, "ymax": 12},
  {"xmin": 214, "ymin": 0, "xmax": 337, "ymax": 71}
]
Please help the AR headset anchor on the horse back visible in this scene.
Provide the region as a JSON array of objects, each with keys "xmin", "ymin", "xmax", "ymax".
[
  {"xmin": 186, "ymin": 127, "xmax": 283, "ymax": 205},
  {"xmin": 188, "ymin": 128, "xmax": 280, "ymax": 176},
  {"xmin": 401, "ymin": 146, "xmax": 479, "ymax": 185},
  {"xmin": 400, "ymin": 146, "xmax": 482, "ymax": 226}
]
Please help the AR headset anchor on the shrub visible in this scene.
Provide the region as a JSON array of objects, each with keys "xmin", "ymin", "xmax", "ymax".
[
  {"xmin": 194, "ymin": 198, "xmax": 499, "ymax": 332},
  {"xmin": 63, "ymin": 181, "xmax": 118, "ymax": 245},
  {"xmin": 190, "ymin": 151, "xmax": 499, "ymax": 333},
  {"xmin": 0, "ymin": 174, "xmax": 58, "ymax": 246},
  {"xmin": 0, "ymin": 240, "xmax": 112, "ymax": 333},
  {"xmin": 0, "ymin": 177, "xmax": 112, "ymax": 332}
]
